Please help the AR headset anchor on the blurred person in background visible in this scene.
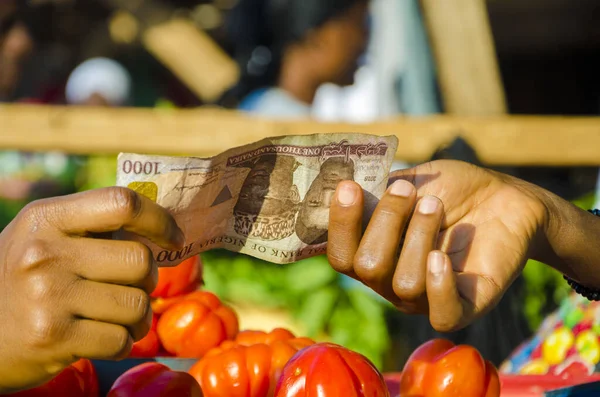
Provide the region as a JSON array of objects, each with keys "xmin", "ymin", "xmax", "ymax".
[
  {"xmin": 0, "ymin": 1, "xmax": 34, "ymax": 102},
  {"xmin": 65, "ymin": 57, "xmax": 132, "ymax": 107},
  {"xmin": 221, "ymin": 0, "xmax": 369, "ymax": 118}
]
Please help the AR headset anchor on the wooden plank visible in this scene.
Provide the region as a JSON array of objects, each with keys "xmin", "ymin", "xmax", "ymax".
[
  {"xmin": 103, "ymin": 1, "xmax": 240, "ymax": 102},
  {"xmin": 420, "ymin": 0, "xmax": 507, "ymax": 115},
  {"xmin": 1, "ymin": 104, "xmax": 599, "ymax": 165},
  {"xmin": 142, "ymin": 19, "xmax": 240, "ymax": 103}
]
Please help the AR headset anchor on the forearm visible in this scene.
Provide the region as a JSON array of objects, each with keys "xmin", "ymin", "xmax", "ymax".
[{"xmin": 533, "ymin": 186, "xmax": 600, "ymax": 287}]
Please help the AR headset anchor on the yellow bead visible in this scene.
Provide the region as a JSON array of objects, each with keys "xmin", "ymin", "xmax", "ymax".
[
  {"xmin": 542, "ymin": 327, "xmax": 575, "ymax": 365},
  {"xmin": 575, "ymin": 330, "xmax": 600, "ymax": 364},
  {"xmin": 520, "ymin": 360, "xmax": 550, "ymax": 375}
]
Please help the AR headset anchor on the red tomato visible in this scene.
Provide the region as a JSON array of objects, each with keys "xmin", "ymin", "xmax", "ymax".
[
  {"xmin": 274, "ymin": 343, "xmax": 389, "ymax": 397},
  {"xmin": 189, "ymin": 330, "xmax": 315, "ymax": 397},
  {"xmin": 152, "ymin": 295, "xmax": 185, "ymax": 315},
  {"xmin": 399, "ymin": 339, "xmax": 500, "ymax": 397},
  {"xmin": 8, "ymin": 359, "xmax": 98, "ymax": 397},
  {"xmin": 130, "ymin": 313, "xmax": 161, "ymax": 358},
  {"xmin": 235, "ymin": 328, "xmax": 297, "ymax": 345},
  {"xmin": 151, "ymin": 255, "xmax": 203, "ymax": 299},
  {"xmin": 157, "ymin": 291, "xmax": 239, "ymax": 358},
  {"xmin": 130, "ymin": 329, "xmax": 160, "ymax": 357},
  {"xmin": 108, "ymin": 362, "xmax": 202, "ymax": 397}
]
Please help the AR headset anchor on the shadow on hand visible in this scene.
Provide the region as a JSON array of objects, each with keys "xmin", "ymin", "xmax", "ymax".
[{"xmin": 382, "ymin": 137, "xmax": 532, "ymax": 370}]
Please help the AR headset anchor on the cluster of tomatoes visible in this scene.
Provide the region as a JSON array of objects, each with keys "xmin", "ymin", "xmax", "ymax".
[{"xmin": 10, "ymin": 255, "xmax": 502, "ymax": 397}]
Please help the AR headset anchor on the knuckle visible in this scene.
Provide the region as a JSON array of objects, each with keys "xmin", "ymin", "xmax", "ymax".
[
  {"xmin": 28, "ymin": 310, "xmax": 66, "ymax": 349},
  {"xmin": 327, "ymin": 251, "xmax": 353, "ymax": 273},
  {"xmin": 126, "ymin": 289, "xmax": 151, "ymax": 324},
  {"xmin": 18, "ymin": 239, "xmax": 53, "ymax": 272},
  {"xmin": 17, "ymin": 201, "xmax": 48, "ymax": 232},
  {"xmin": 376, "ymin": 205, "xmax": 404, "ymax": 220},
  {"xmin": 328, "ymin": 210, "xmax": 344, "ymax": 224},
  {"xmin": 108, "ymin": 187, "xmax": 142, "ymax": 222},
  {"xmin": 108, "ymin": 327, "xmax": 132, "ymax": 359},
  {"xmin": 128, "ymin": 243, "xmax": 154, "ymax": 281},
  {"xmin": 26, "ymin": 273, "xmax": 57, "ymax": 302},
  {"xmin": 393, "ymin": 277, "xmax": 425, "ymax": 302},
  {"xmin": 328, "ymin": 216, "xmax": 353, "ymax": 231},
  {"xmin": 402, "ymin": 228, "xmax": 435, "ymax": 249},
  {"xmin": 353, "ymin": 256, "xmax": 386, "ymax": 283},
  {"xmin": 407, "ymin": 227, "xmax": 431, "ymax": 240}
]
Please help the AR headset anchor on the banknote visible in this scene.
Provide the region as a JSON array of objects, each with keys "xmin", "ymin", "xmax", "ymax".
[{"xmin": 116, "ymin": 133, "xmax": 398, "ymax": 266}]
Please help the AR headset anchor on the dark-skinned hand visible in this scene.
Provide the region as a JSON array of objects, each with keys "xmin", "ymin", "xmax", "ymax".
[
  {"xmin": 327, "ymin": 160, "xmax": 549, "ymax": 332},
  {"xmin": 0, "ymin": 187, "xmax": 184, "ymax": 392}
]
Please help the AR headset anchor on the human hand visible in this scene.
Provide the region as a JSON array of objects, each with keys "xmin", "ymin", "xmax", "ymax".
[
  {"xmin": 327, "ymin": 160, "xmax": 548, "ymax": 332},
  {"xmin": 0, "ymin": 187, "xmax": 184, "ymax": 392}
]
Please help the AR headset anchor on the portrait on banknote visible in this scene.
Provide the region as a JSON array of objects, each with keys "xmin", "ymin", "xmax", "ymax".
[
  {"xmin": 233, "ymin": 153, "xmax": 301, "ymax": 241},
  {"xmin": 295, "ymin": 157, "xmax": 356, "ymax": 245}
]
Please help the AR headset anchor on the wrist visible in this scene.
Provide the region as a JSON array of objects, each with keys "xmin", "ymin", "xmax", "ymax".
[
  {"xmin": 529, "ymin": 183, "xmax": 600, "ymax": 283},
  {"xmin": 528, "ymin": 183, "xmax": 562, "ymax": 263}
]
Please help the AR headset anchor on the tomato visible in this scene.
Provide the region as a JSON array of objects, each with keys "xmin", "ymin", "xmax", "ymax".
[
  {"xmin": 8, "ymin": 359, "xmax": 98, "ymax": 397},
  {"xmin": 130, "ymin": 312, "xmax": 160, "ymax": 357},
  {"xmin": 157, "ymin": 291, "xmax": 239, "ymax": 358},
  {"xmin": 130, "ymin": 329, "xmax": 160, "ymax": 357},
  {"xmin": 274, "ymin": 343, "xmax": 389, "ymax": 397},
  {"xmin": 108, "ymin": 362, "xmax": 202, "ymax": 397},
  {"xmin": 233, "ymin": 328, "xmax": 313, "ymax": 346},
  {"xmin": 130, "ymin": 313, "xmax": 161, "ymax": 358},
  {"xmin": 71, "ymin": 359, "xmax": 99, "ymax": 397},
  {"xmin": 399, "ymin": 339, "xmax": 500, "ymax": 397},
  {"xmin": 151, "ymin": 255, "xmax": 203, "ymax": 299},
  {"xmin": 189, "ymin": 329, "xmax": 315, "ymax": 397},
  {"xmin": 152, "ymin": 295, "xmax": 185, "ymax": 315}
]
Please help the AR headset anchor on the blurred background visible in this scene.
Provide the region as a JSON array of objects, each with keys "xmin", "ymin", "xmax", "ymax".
[{"xmin": 1, "ymin": 0, "xmax": 599, "ymax": 372}]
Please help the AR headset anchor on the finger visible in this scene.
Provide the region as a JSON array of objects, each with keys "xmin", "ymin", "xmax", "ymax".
[
  {"xmin": 68, "ymin": 238, "xmax": 158, "ymax": 293},
  {"xmin": 426, "ymin": 250, "xmax": 466, "ymax": 332},
  {"xmin": 70, "ymin": 280, "xmax": 151, "ymax": 342},
  {"xmin": 353, "ymin": 180, "xmax": 416, "ymax": 300},
  {"xmin": 47, "ymin": 187, "xmax": 184, "ymax": 251},
  {"xmin": 327, "ymin": 181, "xmax": 364, "ymax": 278},
  {"xmin": 68, "ymin": 319, "xmax": 133, "ymax": 360},
  {"xmin": 393, "ymin": 195, "xmax": 443, "ymax": 311}
]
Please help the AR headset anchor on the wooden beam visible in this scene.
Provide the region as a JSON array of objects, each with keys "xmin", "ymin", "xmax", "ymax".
[
  {"xmin": 421, "ymin": 0, "xmax": 507, "ymax": 115},
  {"xmin": 142, "ymin": 19, "xmax": 240, "ymax": 103},
  {"xmin": 1, "ymin": 104, "xmax": 599, "ymax": 165},
  {"xmin": 102, "ymin": 1, "xmax": 240, "ymax": 103}
]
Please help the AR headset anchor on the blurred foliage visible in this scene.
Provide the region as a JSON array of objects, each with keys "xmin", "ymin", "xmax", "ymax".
[
  {"xmin": 200, "ymin": 249, "xmax": 392, "ymax": 369},
  {"xmin": 77, "ymin": 155, "xmax": 118, "ymax": 191}
]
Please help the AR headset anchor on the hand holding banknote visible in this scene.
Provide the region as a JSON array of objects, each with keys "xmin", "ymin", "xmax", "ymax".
[
  {"xmin": 326, "ymin": 160, "xmax": 594, "ymax": 333},
  {"xmin": 116, "ymin": 133, "xmax": 398, "ymax": 266}
]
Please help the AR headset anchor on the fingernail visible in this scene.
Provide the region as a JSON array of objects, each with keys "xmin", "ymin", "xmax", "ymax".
[
  {"xmin": 388, "ymin": 180, "xmax": 414, "ymax": 197},
  {"xmin": 429, "ymin": 251, "xmax": 445, "ymax": 275},
  {"xmin": 337, "ymin": 182, "xmax": 358, "ymax": 206},
  {"xmin": 419, "ymin": 196, "xmax": 439, "ymax": 215}
]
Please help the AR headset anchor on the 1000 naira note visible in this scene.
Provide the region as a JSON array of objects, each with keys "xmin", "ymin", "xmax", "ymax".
[{"xmin": 116, "ymin": 133, "xmax": 398, "ymax": 266}]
